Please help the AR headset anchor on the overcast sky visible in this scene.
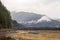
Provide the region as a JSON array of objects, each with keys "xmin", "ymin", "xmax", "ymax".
[{"xmin": 1, "ymin": 0, "xmax": 60, "ymax": 19}]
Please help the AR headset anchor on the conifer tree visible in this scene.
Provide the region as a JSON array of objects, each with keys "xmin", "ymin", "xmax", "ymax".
[{"xmin": 0, "ymin": 1, "xmax": 12, "ymax": 29}]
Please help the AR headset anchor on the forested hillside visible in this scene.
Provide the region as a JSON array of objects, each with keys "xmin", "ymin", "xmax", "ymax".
[{"xmin": 0, "ymin": 1, "xmax": 12, "ymax": 29}]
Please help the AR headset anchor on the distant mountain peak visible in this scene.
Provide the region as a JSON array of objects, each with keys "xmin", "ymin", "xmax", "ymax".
[{"xmin": 37, "ymin": 15, "xmax": 51, "ymax": 22}]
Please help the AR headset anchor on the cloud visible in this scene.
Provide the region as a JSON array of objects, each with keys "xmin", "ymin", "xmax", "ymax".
[
  {"xmin": 1, "ymin": 0, "xmax": 60, "ymax": 19},
  {"xmin": 39, "ymin": 0, "xmax": 60, "ymax": 5}
]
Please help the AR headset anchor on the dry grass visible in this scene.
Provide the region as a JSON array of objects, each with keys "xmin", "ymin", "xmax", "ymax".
[{"xmin": 7, "ymin": 30, "xmax": 60, "ymax": 40}]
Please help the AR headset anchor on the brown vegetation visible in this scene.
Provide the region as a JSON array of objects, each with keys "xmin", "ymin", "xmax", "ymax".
[{"xmin": 8, "ymin": 30, "xmax": 60, "ymax": 40}]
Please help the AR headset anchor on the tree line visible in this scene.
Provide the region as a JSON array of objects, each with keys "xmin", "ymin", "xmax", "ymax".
[{"xmin": 0, "ymin": 1, "xmax": 12, "ymax": 29}]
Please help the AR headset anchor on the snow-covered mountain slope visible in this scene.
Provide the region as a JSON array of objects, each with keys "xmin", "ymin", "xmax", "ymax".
[
  {"xmin": 55, "ymin": 19, "xmax": 60, "ymax": 22},
  {"xmin": 20, "ymin": 15, "xmax": 52, "ymax": 24},
  {"xmin": 11, "ymin": 11, "xmax": 44, "ymax": 23},
  {"xmin": 23, "ymin": 15, "xmax": 53, "ymax": 24},
  {"xmin": 37, "ymin": 16, "xmax": 51, "ymax": 22},
  {"xmin": 22, "ymin": 15, "xmax": 60, "ymax": 27},
  {"xmin": 11, "ymin": 11, "xmax": 60, "ymax": 27}
]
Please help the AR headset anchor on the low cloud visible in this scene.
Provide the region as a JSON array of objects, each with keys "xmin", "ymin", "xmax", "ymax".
[{"xmin": 1, "ymin": 0, "xmax": 60, "ymax": 19}]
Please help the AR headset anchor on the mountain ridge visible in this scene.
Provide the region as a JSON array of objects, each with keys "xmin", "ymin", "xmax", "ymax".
[
  {"xmin": 11, "ymin": 11, "xmax": 60, "ymax": 28},
  {"xmin": 11, "ymin": 11, "xmax": 44, "ymax": 23}
]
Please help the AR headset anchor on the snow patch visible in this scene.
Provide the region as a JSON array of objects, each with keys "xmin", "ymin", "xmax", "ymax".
[{"xmin": 37, "ymin": 16, "xmax": 51, "ymax": 22}]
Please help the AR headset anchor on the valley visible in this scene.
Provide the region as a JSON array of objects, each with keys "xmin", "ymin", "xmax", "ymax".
[{"xmin": 1, "ymin": 30, "xmax": 60, "ymax": 40}]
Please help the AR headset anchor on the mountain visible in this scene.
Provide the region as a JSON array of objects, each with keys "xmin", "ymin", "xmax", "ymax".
[
  {"xmin": 55, "ymin": 19, "xmax": 60, "ymax": 21},
  {"xmin": 22, "ymin": 15, "xmax": 60, "ymax": 29},
  {"xmin": 11, "ymin": 11, "xmax": 60, "ymax": 30},
  {"xmin": 12, "ymin": 20, "xmax": 25, "ymax": 29},
  {"xmin": 11, "ymin": 11, "xmax": 44, "ymax": 23},
  {"xmin": 37, "ymin": 15, "xmax": 51, "ymax": 22}
]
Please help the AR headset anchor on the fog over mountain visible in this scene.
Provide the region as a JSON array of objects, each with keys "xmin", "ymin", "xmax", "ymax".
[
  {"xmin": 11, "ymin": 11, "xmax": 44, "ymax": 23},
  {"xmin": 11, "ymin": 12, "xmax": 60, "ymax": 28},
  {"xmin": 1, "ymin": 0, "xmax": 60, "ymax": 19}
]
